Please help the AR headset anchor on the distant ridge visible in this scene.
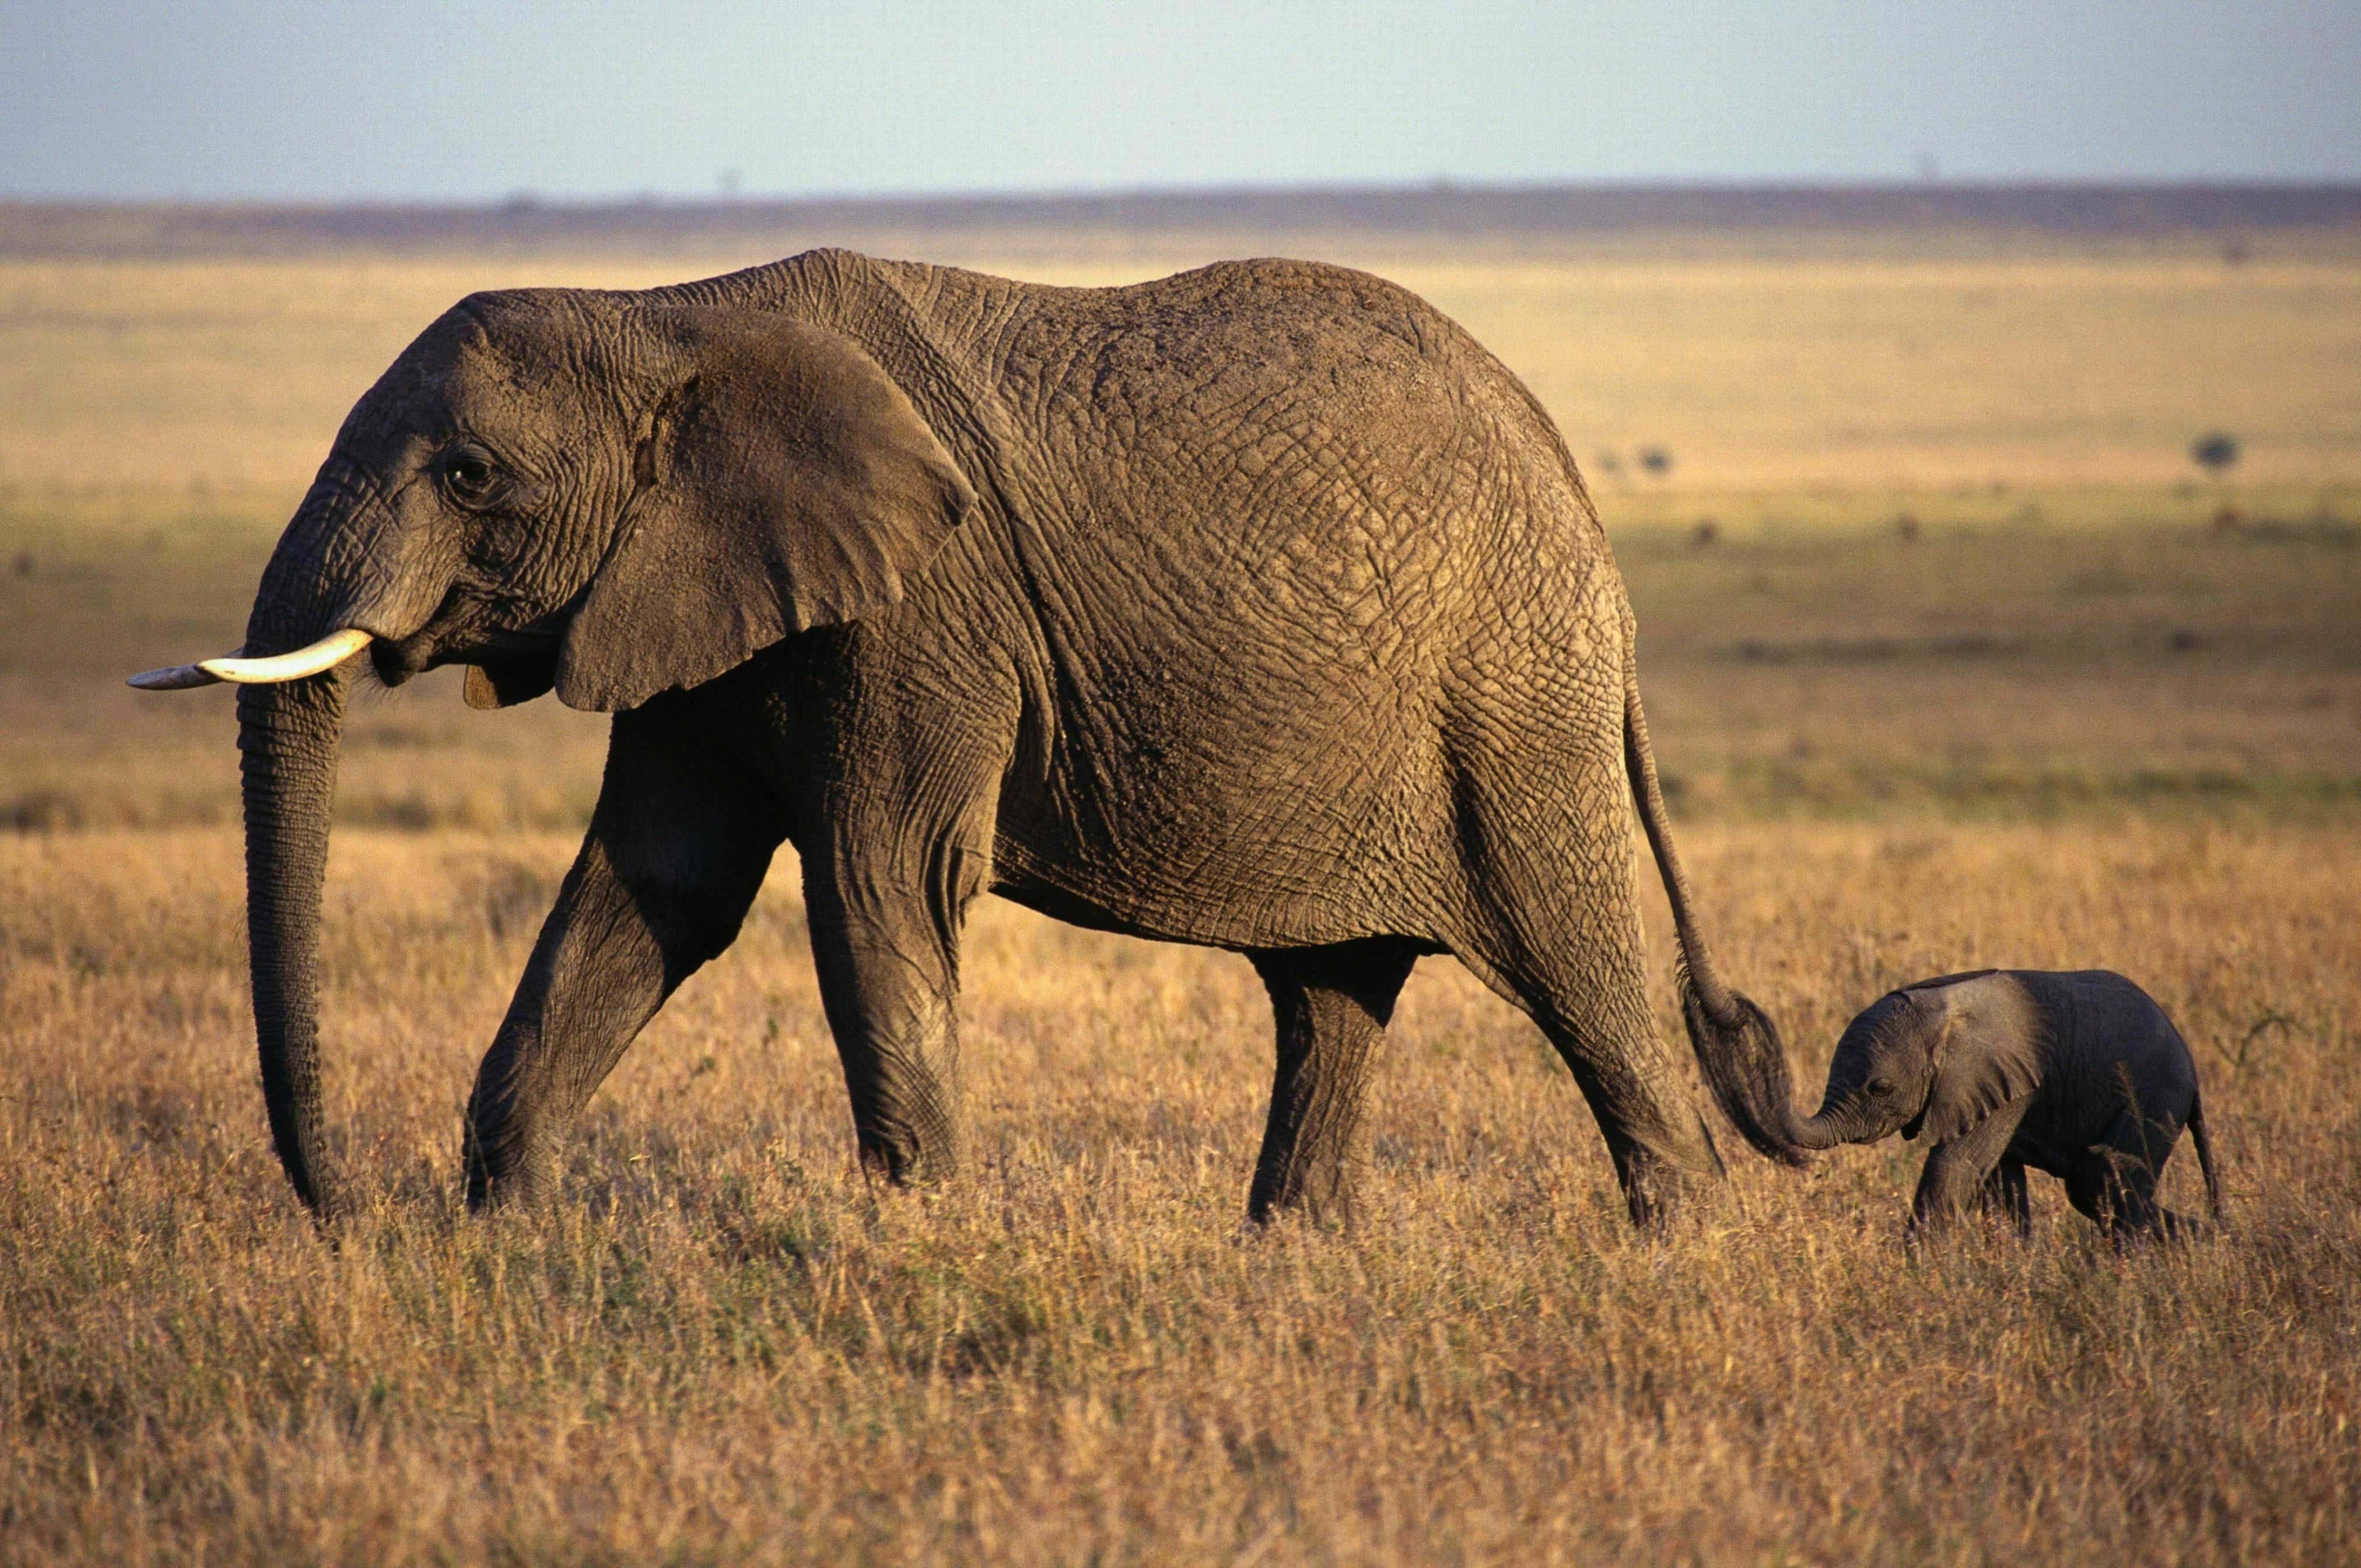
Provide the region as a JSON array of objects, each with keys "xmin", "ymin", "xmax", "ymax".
[{"xmin": 5, "ymin": 183, "xmax": 2357, "ymax": 257}]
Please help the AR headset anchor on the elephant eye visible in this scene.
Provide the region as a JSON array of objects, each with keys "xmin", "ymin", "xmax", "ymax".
[
  {"xmin": 442, "ymin": 447, "xmax": 498, "ymax": 501},
  {"xmin": 1869, "ymin": 1076, "xmax": 1896, "ymax": 1097}
]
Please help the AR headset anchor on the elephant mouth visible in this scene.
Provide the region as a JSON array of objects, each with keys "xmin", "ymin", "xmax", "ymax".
[{"xmin": 368, "ymin": 594, "xmax": 564, "ymax": 690}]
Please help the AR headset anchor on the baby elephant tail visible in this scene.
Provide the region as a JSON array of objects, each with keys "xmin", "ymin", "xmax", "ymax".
[
  {"xmin": 2188, "ymin": 1088, "xmax": 2225, "ymax": 1221},
  {"xmin": 1624, "ymin": 662, "xmax": 1809, "ymax": 1167}
]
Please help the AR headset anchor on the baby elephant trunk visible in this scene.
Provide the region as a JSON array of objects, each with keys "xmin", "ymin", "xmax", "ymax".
[{"xmin": 1792, "ymin": 1110, "xmax": 1848, "ymax": 1150}]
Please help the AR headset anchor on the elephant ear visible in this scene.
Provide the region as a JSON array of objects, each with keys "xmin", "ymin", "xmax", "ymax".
[
  {"xmin": 555, "ymin": 311, "xmax": 975, "ymax": 712},
  {"xmin": 1916, "ymin": 974, "xmax": 2044, "ymax": 1145}
]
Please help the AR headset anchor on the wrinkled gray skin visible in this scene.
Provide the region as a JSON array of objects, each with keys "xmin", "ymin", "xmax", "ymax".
[
  {"xmin": 1798, "ymin": 969, "xmax": 2221, "ymax": 1239},
  {"xmin": 214, "ymin": 249, "xmax": 1808, "ymax": 1229}
]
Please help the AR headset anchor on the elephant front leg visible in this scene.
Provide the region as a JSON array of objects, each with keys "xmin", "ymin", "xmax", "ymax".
[
  {"xmin": 803, "ymin": 825, "xmax": 992, "ymax": 1187},
  {"xmin": 1246, "ymin": 938, "xmax": 1422, "ymax": 1226},
  {"xmin": 1977, "ymin": 1157, "xmax": 2032, "ymax": 1237},
  {"xmin": 465, "ymin": 706, "xmax": 783, "ymax": 1209},
  {"xmin": 1909, "ymin": 1102, "xmax": 2029, "ymax": 1240}
]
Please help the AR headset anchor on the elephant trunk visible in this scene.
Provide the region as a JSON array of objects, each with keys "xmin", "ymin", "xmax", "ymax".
[
  {"xmin": 134, "ymin": 459, "xmax": 456, "ymax": 1219},
  {"xmin": 232, "ymin": 491, "xmax": 384, "ymax": 1219},
  {"xmin": 238, "ymin": 660, "xmax": 353, "ymax": 1219},
  {"xmin": 1792, "ymin": 1110, "xmax": 1847, "ymax": 1150}
]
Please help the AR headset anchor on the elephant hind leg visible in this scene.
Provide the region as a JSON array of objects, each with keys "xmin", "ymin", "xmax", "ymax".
[
  {"xmin": 2066, "ymin": 1111, "xmax": 2191, "ymax": 1241},
  {"xmin": 1425, "ymin": 755, "xmax": 1728, "ymax": 1227},
  {"xmin": 1245, "ymin": 938, "xmax": 1422, "ymax": 1226},
  {"xmin": 1522, "ymin": 972, "xmax": 1724, "ymax": 1229},
  {"xmin": 2068, "ymin": 1119, "xmax": 2209, "ymax": 1247},
  {"xmin": 1446, "ymin": 840, "xmax": 1722, "ymax": 1227}
]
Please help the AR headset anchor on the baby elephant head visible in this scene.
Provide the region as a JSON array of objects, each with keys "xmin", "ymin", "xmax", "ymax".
[{"xmin": 1796, "ymin": 973, "xmax": 2040, "ymax": 1150}]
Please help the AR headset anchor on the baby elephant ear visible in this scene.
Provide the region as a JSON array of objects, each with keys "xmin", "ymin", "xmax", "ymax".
[
  {"xmin": 1917, "ymin": 977, "xmax": 2043, "ymax": 1145},
  {"xmin": 556, "ymin": 311, "xmax": 975, "ymax": 712}
]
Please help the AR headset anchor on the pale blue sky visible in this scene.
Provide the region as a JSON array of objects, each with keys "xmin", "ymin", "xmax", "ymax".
[{"xmin": 3, "ymin": 1, "xmax": 2355, "ymax": 201}]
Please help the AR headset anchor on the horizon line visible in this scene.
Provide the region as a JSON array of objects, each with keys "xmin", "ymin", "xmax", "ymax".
[{"xmin": 9, "ymin": 174, "xmax": 2361, "ymax": 212}]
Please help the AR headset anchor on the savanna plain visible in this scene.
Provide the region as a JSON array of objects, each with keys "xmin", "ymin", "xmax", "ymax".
[{"xmin": 2, "ymin": 212, "xmax": 2358, "ymax": 1565}]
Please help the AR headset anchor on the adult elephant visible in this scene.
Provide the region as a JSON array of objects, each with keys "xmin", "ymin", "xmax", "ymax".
[{"xmin": 133, "ymin": 249, "xmax": 1805, "ymax": 1228}]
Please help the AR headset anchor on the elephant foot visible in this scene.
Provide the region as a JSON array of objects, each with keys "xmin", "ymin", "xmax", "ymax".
[
  {"xmin": 856, "ymin": 1116, "xmax": 961, "ymax": 1190},
  {"xmin": 461, "ymin": 1106, "xmax": 560, "ymax": 1212},
  {"xmin": 1617, "ymin": 1143, "xmax": 1721, "ymax": 1235},
  {"xmin": 464, "ymin": 1152, "xmax": 556, "ymax": 1213},
  {"xmin": 2105, "ymin": 1208, "xmax": 2210, "ymax": 1248},
  {"xmin": 1244, "ymin": 1152, "xmax": 1361, "ymax": 1230}
]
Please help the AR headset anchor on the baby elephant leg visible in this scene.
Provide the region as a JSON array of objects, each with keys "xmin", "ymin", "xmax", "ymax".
[
  {"xmin": 1976, "ymin": 1157, "xmax": 2032, "ymax": 1237},
  {"xmin": 1910, "ymin": 1103, "xmax": 2029, "ymax": 1240},
  {"xmin": 2066, "ymin": 1108, "xmax": 2202, "ymax": 1242}
]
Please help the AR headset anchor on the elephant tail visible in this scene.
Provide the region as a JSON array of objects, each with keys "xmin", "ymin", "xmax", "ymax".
[
  {"xmin": 1623, "ymin": 660, "xmax": 1810, "ymax": 1167},
  {"xmin": 2188, "ymin": 1088, "xmax": 2224, "ymax": 1221}
]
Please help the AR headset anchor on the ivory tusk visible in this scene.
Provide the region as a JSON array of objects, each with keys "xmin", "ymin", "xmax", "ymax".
[
  {"xmin": 128, "ymin": 658, "xmax": 233, "ymax": 690},
  {"xmin": 202, "ymin": 628, "xmax": 373, "ymax": 683},
  {"xmin": 127, "ymin": 628, "xmax": 373, "ymax": 691}
]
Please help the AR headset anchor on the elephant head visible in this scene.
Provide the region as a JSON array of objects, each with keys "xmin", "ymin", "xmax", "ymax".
[
  {"xmin": 1793, "ymin": 971, "xmax": 2041, "ymax": 1150},
  {"xmin": 130, "ymin": 289, "xmax": 975, "ymax": 1216}
]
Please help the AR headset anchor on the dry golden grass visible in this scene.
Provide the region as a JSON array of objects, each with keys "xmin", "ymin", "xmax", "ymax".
[
  {"xmin": 3, "ymin": 229, "xmax": 2357, "ymax": 493},
  {"xmin": 3, "ymin": 224, "xmax": 2359, "ymax": 1563},
  {"xmin": 3, "ymin": 820, "xmax": 2355, "ymax": 1565}
]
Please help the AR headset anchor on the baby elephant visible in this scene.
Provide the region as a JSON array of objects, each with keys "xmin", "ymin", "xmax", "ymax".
[{"xmin": 1798, "ymin": 969, "xmax": 2220, "ymax": 1239}]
